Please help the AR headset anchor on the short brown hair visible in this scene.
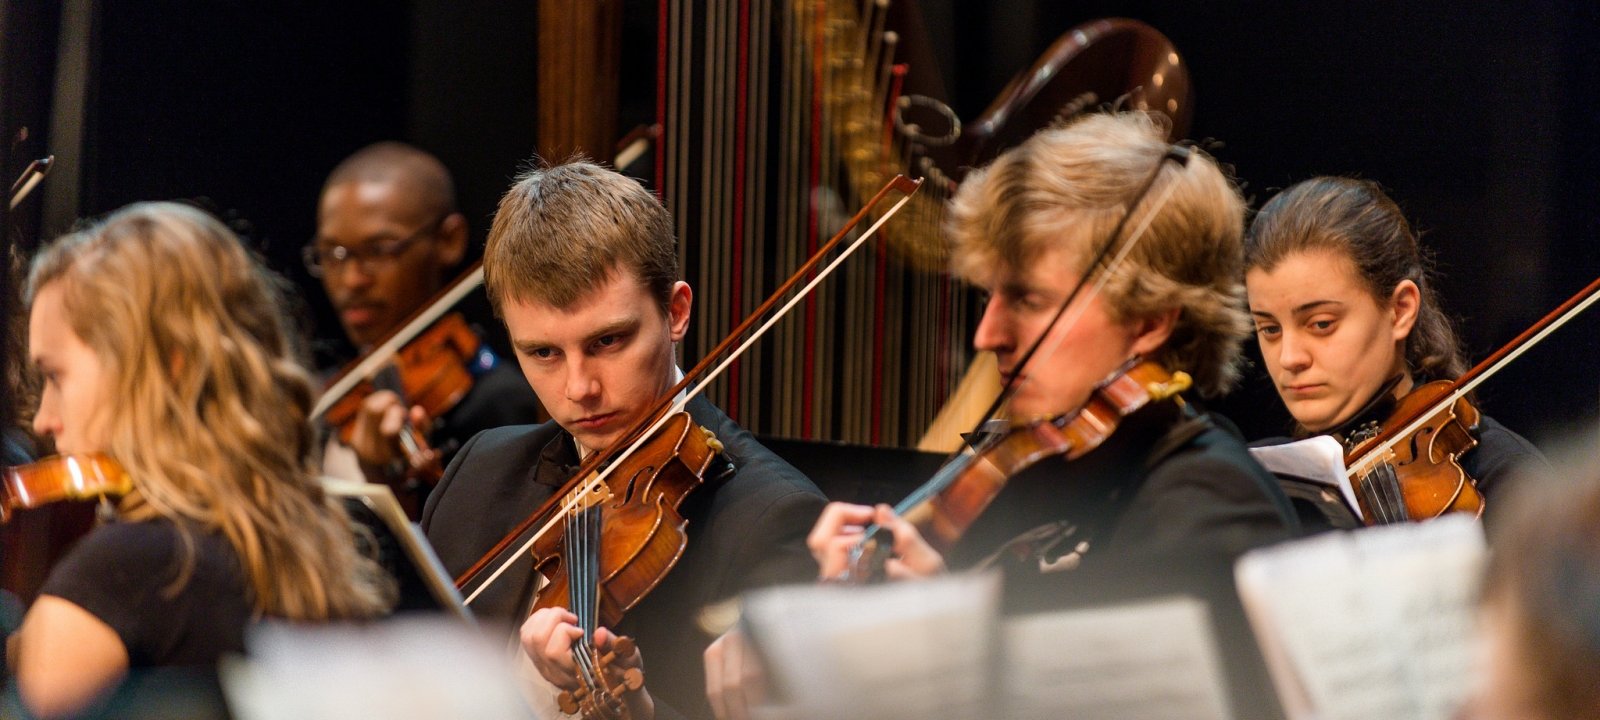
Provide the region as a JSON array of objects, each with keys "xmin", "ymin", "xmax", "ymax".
[
  {"xmin": 946, "ymin": 112, "xmax": 1250, "ymax": 397},
  {"xmin": 484, "ymin": 159, "xmax": 677, "ymax": 314}
]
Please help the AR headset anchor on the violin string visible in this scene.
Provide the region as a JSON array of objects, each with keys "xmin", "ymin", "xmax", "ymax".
[
  {"xmin": 1358, "ymin": 467, "xmax": 1383, "ymax": 524},
  {"xmin": 565, "ymin": 505, "xmax": 597, "ymax": 692},
  {"xmin": 1385, "ymin": 451, "xmax": 1407, "ymax": 522}
]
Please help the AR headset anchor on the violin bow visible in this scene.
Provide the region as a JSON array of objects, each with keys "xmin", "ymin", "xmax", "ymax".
[
  {"xmin": 311, "ymin": 263, "xmax": 484, "ymax": 420},
  {"xmin": 9, "ymin": 155, "xmax": 53, "ymax": 210},
  {"xmin": 456, "ymin": 174, "xmax": 923, "ymax": 604}
]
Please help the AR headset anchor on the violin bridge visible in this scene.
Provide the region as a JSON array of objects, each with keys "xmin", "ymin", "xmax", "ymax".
[{"xmin": 566, "ymin": 475, "xmax": 614, "ymax": 510}]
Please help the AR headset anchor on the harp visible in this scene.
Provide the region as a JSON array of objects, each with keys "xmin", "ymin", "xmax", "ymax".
[{"xmin": 540, "ymin": 4, "xmax": 1192, "ymax": 448}]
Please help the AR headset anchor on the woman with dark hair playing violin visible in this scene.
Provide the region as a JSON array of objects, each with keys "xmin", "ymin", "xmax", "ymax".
[
  {"xmin": 11, "ymin": 202, "xmax": 394, "ymax": 717},
  {"xmin": 1243, "ymin": 177, "xmax": 1549, "ymax": 529}
]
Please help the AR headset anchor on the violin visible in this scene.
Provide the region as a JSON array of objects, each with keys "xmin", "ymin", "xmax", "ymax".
[
  {"xmin": 1338, "ymin": 272, "xmax": 1600, "ymax": 525},
  {"xmin": 453, "ymin": 175, "xmax": 922, "ymax": 720},
  {"xmin": 321, "ymin": 311, "xmax": 483, "ymax": 506},
  {"xmin": 846, "ymin": 361, "xmax": 1191, "ymax": 580},
  {"xmin": 0, "ymin": 454, "xmax": 131, "ymax": 523},
  {"xmin": 1339, "ymin": 381, "xmax": 1484, "ymax": 525}
]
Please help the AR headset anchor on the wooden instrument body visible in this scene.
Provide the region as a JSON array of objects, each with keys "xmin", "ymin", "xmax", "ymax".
[
  {"xmin": 527, "ymin": 412, "xmax": 720, "ymax": 629},
  {"xmin": 1345, "ymin": 380, "xmax": 1484, "ymax": 524},
  {"xmin": 1, "ymin": 453, "xmax": 130, "ymax": 523}
]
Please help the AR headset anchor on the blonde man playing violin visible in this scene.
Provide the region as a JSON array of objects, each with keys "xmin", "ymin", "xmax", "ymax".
[
  {"xmin": 421, "ymin": 159, "xmax": 825, "ymax": 720},
  {"xmin": 707, "ymin": 113, "xmax": 1298, "ymax": 720}
]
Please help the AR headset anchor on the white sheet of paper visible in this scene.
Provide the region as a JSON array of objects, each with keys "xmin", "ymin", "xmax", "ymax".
[
  {"xmin": 224, "ymin": 617, "xmax": 535, "ymax": 720},
  {"xmin": 742, "ymin": 572, "xmax": 1001, "ymax": 720},
  {"xmin": 1249, "ymin": 436, "xmax": 1362, "ymax": 522},
  {"xmin": 1000, "ymin": 595, "xmax": 1232, "ymax": 720},
  {"xmin": 1235, "ymin": 515, "xmax": 1485, "ymax": 720}
]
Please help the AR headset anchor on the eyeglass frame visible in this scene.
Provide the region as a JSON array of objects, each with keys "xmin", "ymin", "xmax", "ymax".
[{"xmin": 302, "ymin": 215, "xmax": 448, "ymax": 278}]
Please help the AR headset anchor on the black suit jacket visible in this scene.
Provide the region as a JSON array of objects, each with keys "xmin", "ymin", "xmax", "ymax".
[
  {"xmin": 421, "ymin": 396, "xmax": 825, "ymax": 719},
  {"xmin": 953, "ymin": 402, "xmax": 1299, "ymax": 720}
]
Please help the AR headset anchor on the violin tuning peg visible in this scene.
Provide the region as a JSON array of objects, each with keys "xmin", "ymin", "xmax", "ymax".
[
  {"xmin": 700, "ymin": 430, "xmax": 725, "ymax": 454},
  {"xmin": 621, "ymin": 667, "xmax": 644, "ymax": 692}
]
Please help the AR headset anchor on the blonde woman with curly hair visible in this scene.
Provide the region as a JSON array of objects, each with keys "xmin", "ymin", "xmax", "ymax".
[{"xmin": 13, "ymin": 202, "xmax": 393, "ymax": 717}]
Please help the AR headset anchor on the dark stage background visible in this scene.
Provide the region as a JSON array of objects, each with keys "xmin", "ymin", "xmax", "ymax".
[{"xmin": 4, "ymin": 0, "xmax": 1598, "ymax": 451}]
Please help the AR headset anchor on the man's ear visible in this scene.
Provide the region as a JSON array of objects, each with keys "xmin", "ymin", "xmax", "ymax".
[
  {"xmin": 435, "ymin": 212, "xmax": 469, "ymax": 268},
  {"xmin": 1129, "ymin": 306, "xmax": 1181, "ymax": 358},
  {"xmin": 666, "ymin": 281, "xmax": 693, "ymax": 342},
  {"xmin": 1389, "ymin": 279, "xmax": 1421, "ymax": 341}
]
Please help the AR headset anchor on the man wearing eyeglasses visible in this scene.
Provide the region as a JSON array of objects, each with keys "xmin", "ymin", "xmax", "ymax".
[{"xmin": 309, "ymin": 142, "xmax": 543, "ymax": 509}]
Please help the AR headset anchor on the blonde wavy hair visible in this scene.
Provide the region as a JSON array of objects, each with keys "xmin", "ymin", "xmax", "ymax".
[
  {"xmin": 27, "ymin": 202, "xmax": 393, "ymax": 620},
  {"xmin": 946, "ymin": 112, "xmax": 1251, "ymax": 397}
]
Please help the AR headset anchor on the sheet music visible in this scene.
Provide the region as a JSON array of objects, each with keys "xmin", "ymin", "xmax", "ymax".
[
  {"xmin": 1249, "ymin": 436, "xmax": 1362, "ymax": 522},
  {"xmin": 321, "ymin": 477, "xmax": 473, "ymax": 620},
  {"xmin": 1000, "ymin": 596, "xmax": 1232, "ymax": 720},
  {"xmin": 1235, "ymin": 515, "xmax": 1485, "ymax": 720},
  {"xmin": 741, "ymin": 572, "xmax": 1001, "ymax": 720}
]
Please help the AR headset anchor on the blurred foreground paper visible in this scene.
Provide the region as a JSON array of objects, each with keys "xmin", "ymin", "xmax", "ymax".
[
  {"xmin": 742, "ymin": 573, "xmax": 1233, "ymax": 720},
  {"xmin": 222, "ymin": 617, "xmax": 534, "ymax": 720},
  {"xmin": 1001, "ymin": 595, "xmax": 1231, "ymax": 720},
  {"xmin": 1235, "ymin": 515, "xmax": 1485, "ymax": 720},
  {"xmin": 742, "ymin": 572, "xmax": 1002, "ymax": 719}
]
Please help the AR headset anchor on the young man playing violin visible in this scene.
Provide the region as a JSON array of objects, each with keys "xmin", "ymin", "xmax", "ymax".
[
  {"xmin": 308, "ymin": 142, "xmax": 542, "ymax": 504},
  {"xmin": 420, "ymin": 159, "xmax": 825, "ymax": 720},
  {"xmin": 707, "ymin": 113, "xmax": 1299, "ymax": 720}
]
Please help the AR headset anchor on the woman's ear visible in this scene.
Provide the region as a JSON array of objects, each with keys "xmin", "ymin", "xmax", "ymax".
[{"xmin": 1389, "ymin": 279, "xmax": 1421, "ymax": 341}]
